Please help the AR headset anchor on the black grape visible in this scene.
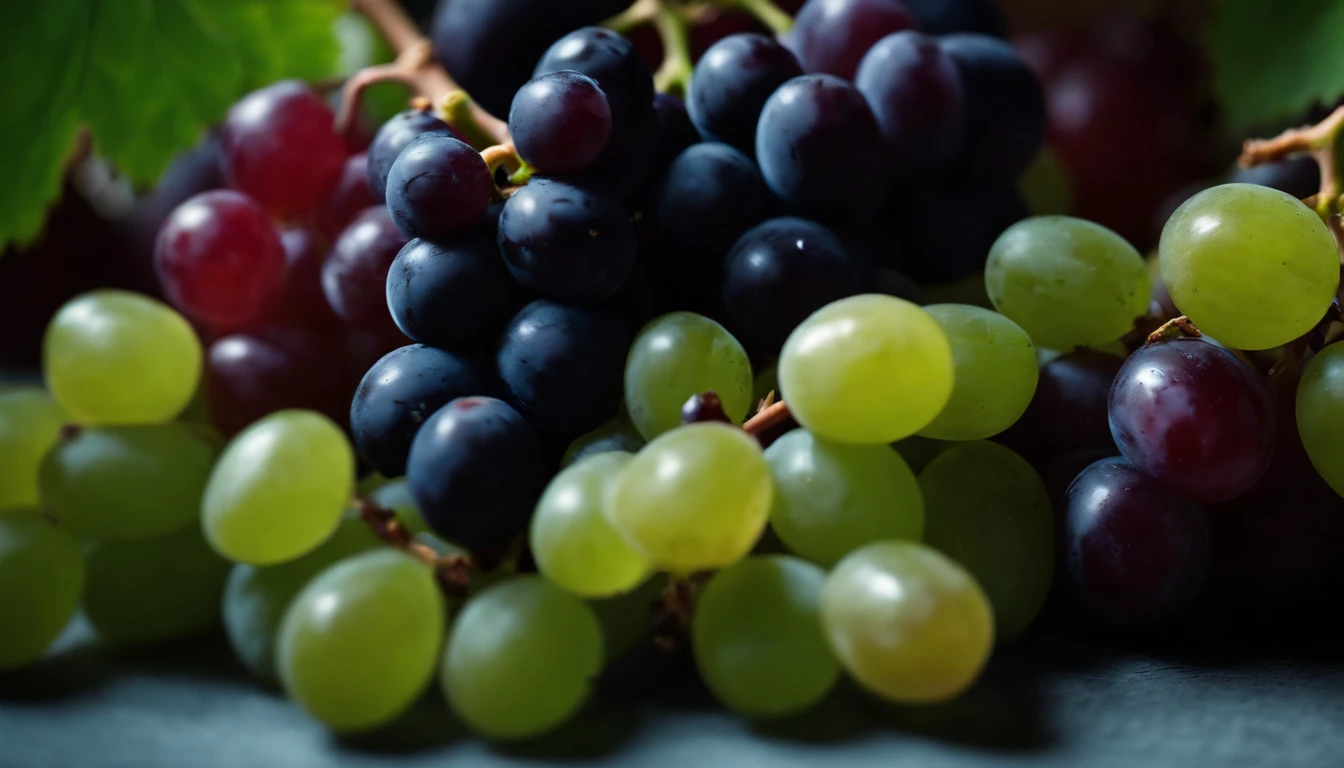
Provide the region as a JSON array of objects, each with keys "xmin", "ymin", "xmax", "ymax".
[
  {"xmin": 386, "ymin": 233, "xmax": 525, "ymax": 350},
  {"xmin": 509, "ymin": 71, "xmax": 612, "ymax": 174},
  {"xmin": 651, "ymin": 94, "xmax": 699, "ymax": 173},
  {"xmin": 1228, "ymin": 155, "xmax": 1320, "ymax": 199},
  {"xmin": 856, "ymin": 31, "xmax": 967, "ymax": 171},
  {"xmin": 939, "ymin": 34, "xmax": 1046, "ymax": 184},
  {"xmin": 384, "ymin": 135, "xmax": 493, "ymax": 239},
  {"xmin": 687, "ymin": 33, "xmax": 802, "ymax": 155},
  {"xmin": 902, "ymin": 0, "xmax": 1005, "ymax": 37},
  {"xmin": 788, "ymin": 0, "xmax": 918, "ymax": 80},
  {"xmin": 649, "ymin": 143, "xmax": 773, "ymax": 268},
  {"xmin": 365, "ymin": 109, "xmax": 458, "ymax": 203},
  {"xmin": 892, "ymin": 178, "xmax": 1026, "ymax": 283}
]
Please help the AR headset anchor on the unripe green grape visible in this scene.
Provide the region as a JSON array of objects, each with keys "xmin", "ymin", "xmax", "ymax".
[
  {"xmin": 624, "ymin": 312, "xmax": 753, "ymax": 440},
  {"xmin": 919, "ymin": 305, "xmax": 1038, "ymax": 440},
  {"xmin": 1298, "ymin": 342, "xmax": 1344, "ymax": 497},
  {"xmin": 0, "ymin": 388, "xmax": 67, "ymax": 509},
  {"xmin": 0, "ymin": 510, "xmax": 83, "ymax": 669},
  {"xmin": 560, "ymin": 420, "xmax": 645, "ymax": 468}
]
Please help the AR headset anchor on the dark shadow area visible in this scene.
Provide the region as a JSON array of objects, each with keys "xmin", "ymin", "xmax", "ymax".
[{"xmin": 337, "ymin": 696, "xmax": 467, "ymax": 755}]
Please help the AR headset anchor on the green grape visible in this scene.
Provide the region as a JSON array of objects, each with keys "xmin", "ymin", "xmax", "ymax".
[
  {"xmin": 279, "ymin": 549, "xmax": 445, "ymax": 732},
  {"xmin": 892, "ymin": 436, "xmax": 951, "ymax": 474},
  {"xmin": 530, "ymin": 452, "xmax": 652, "ymax": 598},
  {"xmin": 606, "ymin": 423, "xmax": 772, "ymax": 573},
  {"xmin": 692, "ymin": 556, "xmax": 839, "ymax": 716},
  {"xmin": 0, "ymin": 510, "xmax": 83, "ymax": 669},
  {"xmin": 1298, "ymin": 342, "xmax": 1344, "ymax": 497},
  {"xmin": 1018, "ymin": 147, "xmax": 1073, "ymax": 216},
  {"xmin": 203, "ymin": 410, "xmax": 354, "ymax": 565},
  {"xmin": 821, "ymin": 541, "xmax": 993, "ymax": 703},
  {"xmin": 778, "ymin": 295, "xmax": 954, "ymax": 445},
  {"xmin": 560, "ymin": 420, "xmax": 645, "ymax": 468},
  {"xmin": 624, "ymin": 312, "xmax": 753, "ymax": 440},
  {"xmin": 1161, "ymin": 183, "xmax": 1339, "ymax": 350},
  {"xmin": 765, "ymin": 429, "xmax": 923, "ymax": 567},
  {"xmin": 223, "ymin": 515, "xmax": 381, "ymax": 681},
  {"xmin": 918, "ymin": 441, "xmax": 1053, "ymax": 643},
  {"xmin": 83, "ymin": 524, "xmax": 231, "ymax": 646},
  {"xmin": 753, "ymin": 362, "xmax": 780, "ymax": 404},
  {"xmin": 366, "ymin": 478, "xmax": 427, "ymax": 536},
  {"xmin": 0, "ymin": 388, "xmax": 67, "ymax": 509},
  {"xmin": 985, "ymin": 216, "xmax": 1149, "ymax": 351},
  {"xmin": 356, "ymin": 471, "xmax": 391, "ymax": 496},
  {"xmin": 919, "ymin": 304, "xmax": 1038, "ymax": 441},
  {"xmin": 39, "ymin": 423, "xmax": 218, "ymax": 541},
  {"xmin": 442, "ymin": 575, "xmax": 603, "ymax": 739},
  {"xmin": 43, "ymin": 290, "xmax": 202, "ymax": 425},
  {"xmin": 589, "ymin": 575, "xmax": 660, "ymax": 661}
]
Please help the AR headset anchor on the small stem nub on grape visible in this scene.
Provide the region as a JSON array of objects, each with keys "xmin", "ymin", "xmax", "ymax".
[
  {"xmin": 1146, "ymin": 315, "xmax": 1202, "ymax": 344},
  {"xmin": 355, "ymin": 496, "xmax": 475, "ymax": 598}
]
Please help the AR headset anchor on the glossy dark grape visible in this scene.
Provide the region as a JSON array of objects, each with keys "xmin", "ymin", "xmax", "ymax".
[
  {"xmin": 1108, "ymin": 337, "xmax": 1275, "ymax": 503},
  {"xmin": 649, "ymin": 143, "xmax": 773, "ymax": 268},
  {"xmin": 1228, "ymin": 155, "xmax": 1320, "ymax": 199},
  {"xmin": 651, "ymin": 94, "xmax": 700, "ymax": 173},
  {"xmin": 365, "ymin": 108, "xmax": 459, "ymax": 203},
  {"xmin": 939, "ymin": 34, "xmax": 1045, "ymax": 185},
  {"xmin": 497, "ymin": 178, "xmax": 636, "ymax": 303},
  {"xmin": 687, "ymin": 33, "xmax": 802, "ymax": 154},
  {"xmin": 902, "ymin": 0, "xmax": 1004, "ymax": 36},
  {"xmin": 406, "ymin": 396, "xmax": 549, "ymax": 552},
  {"xmin": 320, "ymin": 207, "xmax": 408, "ymax": 338},
  {"xmin": 509, "ymin": 71, "xmax": 613, "ymax": 173},
  {"xmin": 496, "ymin": 300, "xmax": 629, "ymax": 435},
  {"xmin": 1063, "ymin": 457, "xmax": 1210, "ymax": 625},
  {"xmin": 206, "ymin": 327, "xmax": 348, "ymax": 436},
  {"xmin": 1000, "ymin": 349, "xmax": 1125, "ymax": 463},
  {"xmin": 855, "ymin": 31, "xmax": 966, "ymax": 170},
  {"xmin": 317, "ymin": 153, "xmax": 376, "ymax": 242},
  {"xmin": 756, "ymin": 75, "xmax": 887, "ymax": 225},
  {"xmin": 681, "ymin": 392, "xmax": 732, "ymax": 425},
  {"xmin": 893, "ymin": 178, "xmax": 1026, "ymax": 283},
  {"xmin": 351, "ymin": 345, "xmax": 498, "ymax": 478},
  {"xmin": 385, "ymin": 134, "xmax": 493, "ymax": 240},
  {"xmin": 788, "ymin": 0, "xmax": 918, "ymax": 80}
]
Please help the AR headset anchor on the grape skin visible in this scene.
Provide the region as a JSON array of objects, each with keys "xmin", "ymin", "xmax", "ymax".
[
  {"xmin": 0, "ymin": 511, "xmax": 84, "ymax": 670},
  {"xmin": 1296, "ymin": 342, "xmax": 1344, "ymax": 498},
  {"xmin": 919, "ymin": 304, "xmax": 1037, "ymax": 441},
  {"xmin": 385, "ymin": 135, "xmax": 493, "ymax": 240},
  {"xmin": 856, "ymin": 31, "xmax": 967, "ymax": 170},
  {"xmin": 320, "ymin": 206, "xmax": 409, "ymax": 338},
  {"xmin": 365, "ymin": 108, "xmax": 460, "ymax": 203},
  {"xmin": 650, "ymin": 143, "xmax": 774, "ymax": 270},
  {"xmin": 509, "ymin": 71, "xmax": 612, "ymax": 173},
  {"xmin": 687, "ymin": 33, "xmax": 802, "ymax": 154},
  {"xmin": 788, "ymin": 0, "xmax": 918, "ymax": 80},
  {"xmin": 0, "ymin": 388, "xmax": 67, "ymax": 509},
  {"xmin": 561, "ymin": 420, "xmax": 645, "ymax": 467},
  {"xmin": 623, "ymin": 313, "xmax": 754, "ymax": 440}
]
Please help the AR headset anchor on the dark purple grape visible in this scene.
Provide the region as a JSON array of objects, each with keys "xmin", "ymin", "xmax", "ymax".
[
  {"xmin": 856, "ymin": 31, "xmax": 966, "ymax": 170},
  {"xmin": 1108, "ymin": 337, "xmax": 1275, "ymax": 503},
  {"xmin": 365, "ymin": 108, "xmax": 459, "ymax": 203},
  {"xmin": 687, "ymin": 33, "xmax": 802, "ymax": 154},
  {"xmin": 939, "ymin": 34, "xmax": 1045, "ymax": 184},
  {"xmin": 206, "ymin": 327, "xmax": 348, "ymax": 436},
  {"xmin": 902, "ymin": 0, "xmax": 1005, "ymax": 36},
  {"xmin": 385, "ymin": 134, "xmax": 492, "ymax": 239},
  {"xmin": 649, "ymin": 143, "xmax": 773, "ymax": 268},
  {"xmin": 1228, "ymin": 155, "xmax": 1320, "ymax": 200},
  {"xmin": 319, "ymin": 153, "xmax": 376, "ymax": 242},
  {"xmin": 788, "ymin": 0, "xmax": 919, "ymax": 80},
  {"xmin": 509, "ymin": 71, "xmax": 612, "ymax": 173},
  {"xmin": 320, "ymin": 207, "xmax": 408, "ymax": 338},
  {"xmin": 1063, "ymin": 456, "xmax": 1210, "ymax": 625},
  {"xmin": 681, "ymin": 392, "xmax": 732, "ymax": 425},
  {"xmin": 651, "ymin": 94, "xmax": 699, "ymax": 172},
  {"xmin": 999, "ymin": 349, "xmax": 1126, "ymax": 463},
  {"xmin": 892, "ymin": 177, "xmax": 1026, "ymax": 283}
]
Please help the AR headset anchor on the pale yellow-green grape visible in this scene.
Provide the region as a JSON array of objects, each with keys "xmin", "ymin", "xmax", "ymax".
[
  {"xmin": 0, "ymin": 388, "xmax": 67, "ymax": 509},
  {"xmin": 203, "ymin": 410, "xmax": 354, "ymax": 565},
  {"xmin": 919, "ymin": 304, "xmax": 1038, "ymax": 440},
  {"xmin": 589, "ymin": 575, "xmax": 661, "ymax": 661},
  {"xmin": 986, "ymin": 216, "xmax": 1149, "ymax": 351},
  {"xmin": 624, "ymin": 312, "xmax": 753, "ymax": 440},
  {"xmin": 0, "ymin": 510, "xmax": 83, "ymax": 669},
  {"xmin": 778, "ymin": 295, "xmax": 953, "ymax": 444},
  {"xmin": 43, "ymin": 290, "xmax": 202, "ymax": 424},
  {"xmin": 560, "ymin": 420, "xmax": 645, "ymax": 467},
  {"xmin": 606, "ymin": 423, "xmax": 773, "ymax": 573},
  {"xmin": 821, "ymin": 541, "xmax": 993, "ymax": 703},
  {"xmin": 530, "ymin": 453, "xmax": 651, "ymax": 598},
  {"xmin": 765, "ymin": 429, "xmax": 923, "ymax": 567},
  {"xmin": 366, "ymin": 478, "xmax": 428, "ymax": 536},
  {"xmin": 1161, "ymin": 183, "xmax": 1338, "ymax": 350},
  {"xmin": 1298, "ymin": 342, "xmax": 1344, "ymax": 496}
]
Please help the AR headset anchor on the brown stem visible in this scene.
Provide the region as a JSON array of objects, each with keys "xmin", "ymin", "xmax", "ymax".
[
  {"xmin": 1240, "ymin": 105, "xmax": 1344, "ymax": 217},
  {"xmin": 653, "ymin": 574, "xmax": 697, "ymax": 652},
  {"xmin": 1146, "ymin": 315, "xmax": 1202, "ymax": 344},
  {"xmin": 480, "ymin": 141, "xmax": 521, "ymax": 175},
  {"xmin": 355, "ymin": 497, "xmax": 472, "ymax": 599}
]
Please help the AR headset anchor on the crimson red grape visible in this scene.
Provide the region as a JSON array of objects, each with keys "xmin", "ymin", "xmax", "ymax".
[
  {"xmin": 788, "ymin": 0, "xmax": 918, "ymax": 80},
  {"xmin": 856, "ymin": 31, "xmax": 967, "ymax": 171},
  {"xmin": 205, "ymin": 326, "xmax": 348, "ymax": 436},
  {"xmin": 317, "ymin": 153, "xmax": 376, "ymax": 243},
  {"xmin": 509, "ymin": 71, "xmax": 612, "ymax": 173},
  {"xmin": 365, "ymin": 108, "xmax": 460, "ymax": 203},
  {"xmin": 687, "ymin": 33, "xmax": 802, "ymax": 155},
  {"xmin": 385, "ymin": 135, "xmax": 493, "ymax": 239},
  {"xmin": 321, "ymin": 207, "xmax": 409, "ymax": 339}
]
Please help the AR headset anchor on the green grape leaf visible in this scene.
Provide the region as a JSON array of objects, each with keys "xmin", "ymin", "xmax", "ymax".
[
  {"xmin": 1208, "ymin": 0, "xmax": 1344, "ymax": 132},
  {"xmin": 0, "ymin": 0, "xmax": 344, "ymax": 251}
]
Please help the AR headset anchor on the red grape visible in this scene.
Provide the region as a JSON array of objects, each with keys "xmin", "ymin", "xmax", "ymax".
[
  {"xmin": 317, "ymin": 153, "xmax": 376, "ymax": 243},
  {"xmin": 205, "ymin": 326, "xmax": 349, "ymax": 435},
  {"xmin": 321, "ymin": 207, "xmax": 409, "ymax": 339}
]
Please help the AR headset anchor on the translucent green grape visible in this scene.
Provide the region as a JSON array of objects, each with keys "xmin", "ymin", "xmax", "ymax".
[
  {"xmin": 985, "ymin": 216, "xmax": 1149, "ymax": 351},
  {"xmin": 0, "ymin": 388, "xmax": 67, "ymax": 509},
  {"xmin": 203, "ymin": 410, "xmax": 354, "ymax": 565},
  {"xmin": 279, "ymin": 549, "xmax": 445, "ymax": 732},
  {"xmin": 589, "ymin": 575, "xmax": 660, "ymax": 661},
  {"xmin": 1298, "ymin": 342, "xmax": 1344, "ymax": 497},
  {"xmin": 606, "ymin": 423, "xmax": 772, "ymax": 573},
  {"xmin": 442, "ymin": 575, "xmax": 603, "ymax": 739},
  {"xmin": 624, "ymin": 312, "xmax": 753, "ymax": 440},
  {"xmin": 43, "ymin": 290, "xmax": 202, "ymax": 425},
  {"xmin": 39, "ymin": 423, "xmax": 218, "ymax": 541},
  {"xmin": 821, "ymin": 541, "xmax": 993, "ymax": 703},
  {"xmin": 892, "ymin": 436, "xmax": 952, "ymax": 474},
  {"xmin": 560, "ymin": 420, "xmax": 645, "ymax": 468},
  {"xmin": 919, "ymin": 441, "xmax": 1053, "ymax": 642},
  {"xmin": 530, "ymin": 452, "xmax": 651, "ymax": 598},
  {"xmin": 778, "ymin": 295, "xmax": 953, "ymax": 445},
  {"xmin": 223, "ymin": 516, "xmax": 381, "ymax": 681},
  {"xmin": 919, "ymin": 305, "xmax": 1038, "ymax": 441},
  {"xmin": 0, "ymin": 510, "xmax": 83, "ymax": 669},
  {"xmin": 366, "ymin": 478, "xmax": 428, "ymax": 536},
  {"xmin": 1161, "ymin": 183, "xmax": 1339, "ymax": 350},
  {"xmin": 692, "ymin": 556, "xmax": 839, "ymax": 716},
  {"xmin": 83, "ymin": 524, "xmax": 231, "ymax": 646},
  {"xmin": 765, "ymin": 429, "xmax": 923, "ymax": 567}
]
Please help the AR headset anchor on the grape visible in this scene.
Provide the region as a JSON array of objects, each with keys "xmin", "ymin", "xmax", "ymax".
[
  {"xmin": 0, "ymin": 511, "xmax": 83, "ymax": 670},
  {"xmin": 693, "ymin": 555, "xmax": 839, "ymax": 716},
  {"xmin": 939, "ymin": 34, "xmax": 1045, "ymax": 184},
  {"xmin": 788, "ymin": 0, "xmax": 918, "ymax": 80},
  {"xmin": 1063, "ymin": 457, "xmax": 1210, "ymax": 624},
  {"xmin": 82, "ymin": 524, "xmax": 230, "ymax": 646},
  {"xmin": 778, "ymin": 294, "xmax": 954, "ymax": 445},
  {"xmin": 855, "ymin": 31, "xmax": 967, "ymax": 170},
  {"xmin": 206, "ymin": 327, "xmax": 349, "ymax": 436},
  {"xmin": 202, "ymin": 410, "xmax": 354, "ymax": 565},
  {"xmin": 606, "ymin": 423, "xmax": 772, "ymax": 573},
  {"xmin": 561, "ymin": 420, "xmax": 645, "ymax": 467},
  {"xmin": 1160, "ymin": 184, "xmax": 1338, "ymax": 350},
  {"xmin": 320, "ymin": 206, "xmax": 408, "ymax": 337},
  {"xmin": 497, "ymin": 178, "xmax": 636, "ymax": 303},
  {"xmin": 0, "ymin": 388, "xmax": 66, "ymax": 509},
  {"xmin": 510, "ymin": 71, "xmax": 612, "ymax": 173},
  {"xmin": 918, "ymin": 304, "xmax": 1037, "ymax": 441},
  {"xmin": 1228, "ymin": 156, "xmax": 1319, "ymax": 199},
  {"xmin": 497, "ymin": 300, "xmax": 629, "ymax": 435},
  {"xmin": 365, "ymin": 108, "xmax": 460, "ymax": 202},
  {"xmin": 530, "ymin": 452, "xmax": 651, "ymax": 598},
  {"xmin": 366, "ymin": 479, "xmax": 429, "ymax": 537},
  {"xmin": 919, "ymin": 441, "xmax": 1053, "ymax": 642},
  {"xmin": 892, "ymin": 435, "xmax": 951, "ymax": 473},
  {"xmin": 350, "ymin": 345, "xmax": 496, "ymax": 478},
  {"xmin": 267, "ymin": 226, "xmax": 343, "ymax": 331},
  {"xmin": 279, "ymin": 549, "xmax": 446, "ymax": 732},
  {"xmin": 39, "ymin": 424, "xmax": 217, "ymax": 541},
  {"xmin": 317, "ymin": 153, "xmax": 376, "ymax": 242},
  {"xmin": 590, "ymin": 575, "xmax": 660, "ymax": 660},
  {"xmin": 650, "ymin": 143, "xmax": 773, "ymax": 269},
  {"xmin": 443, "ymin": 575, "xmax": 603, "ymax": 739},
  {"xmin": 406, "ymin": 397, "xmax": 547, "ymax": 553},
  {"xmin": 651, "ymin": 93, "xmax": 699, "ymax": 171},
  {"xmin": 895, "ymin": 179, "xmax": 1027, "ymax": 284},
  {"xmin": 223, "ymin": 516, "xmax": 380, "ymax": 681},
  {"xmin": 997, "ymin": 349, "xmax": 1124, "ymax": 462},
  {"xmin": 756, "ymin": 74, "xmax": 887, "ymax": 225},
  {"xmin": 1297, "ymin": 342, "xmax": 1344, "ymax": 497},
  {"xmin": 385, "ymin": 135, "xmax": 492, "ymax": 240},
  {"xmin": 624, "ymin": 313, "xmax": 754, "ymax": 440},
  {"xmin": 765, "ymin": 429, "xmax": 923, "ymax": 567},
  {"xmin": 985, "ymin": 216, "xmax": 1150, "ymax": 351},
  {"xmin": 723, "ymin": 218, "xmax": 876, "ymax": 354},
  {"xmin": 687, "ymin": 33, "xmax": 802, "ymax": 154},
  {"xmin": 902, "ymin": 0, "xmax": 1005, "ymax": 36},
  {"xmin": 1109, "ymin": 337, "xmax": 1275, "ymax": 503},
  {"xmin": 821, "ymin": 541, "xmax": 993, "ymax": 702}
]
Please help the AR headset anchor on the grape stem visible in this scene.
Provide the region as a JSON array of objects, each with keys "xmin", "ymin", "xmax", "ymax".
[
  {"xmin": 721, "ymin": 0, "xmax": 795, "ymax": 34},
  {"xmin": 1146, "ymin": 315, "xmax": 1202, "ymax": 344},
  {"xmin": 742, "ymin": 398, "xmax": 795, "ymax": 448},
  {"xmin": 653, "ymin": 574, "xmax": 698, "ymax": 651},
  {"xmin": 653, "ymin": 1, "xmax": 696, "ymax": 97},
  {"xmin": 1239, "ymin": 104, "xmax": 1344, "ymax": 220},
  {"xmin": 604, "ymin": 0, "xmax": 662, "ymax": 33},
  {"xmin": 354, "ymin": 497, "xmax": 473, "ymax": 599}
]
